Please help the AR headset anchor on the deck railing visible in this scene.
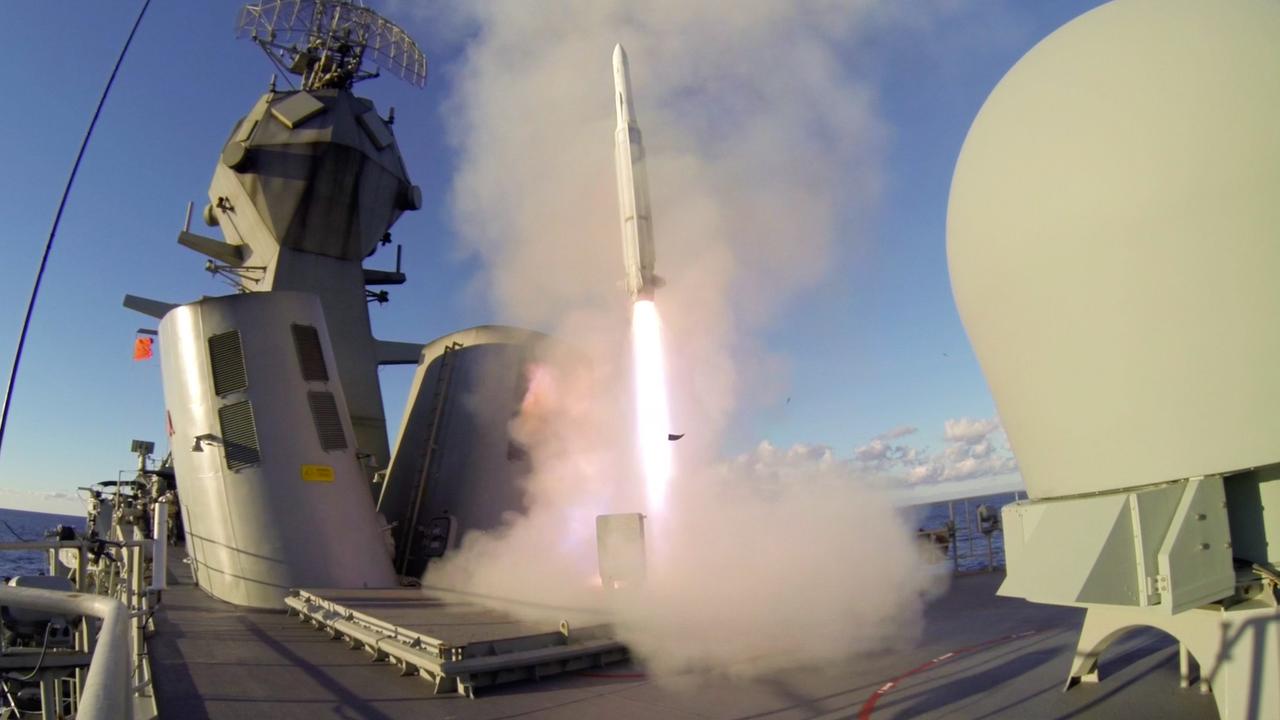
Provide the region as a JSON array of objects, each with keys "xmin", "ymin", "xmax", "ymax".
[
  {"xmin": 0, "ymin": 499, "xmax": 166, "ymax": 719},
  {"xmin": 916, "ymin": 495, "xmax": 1016, "ymax": 574}
]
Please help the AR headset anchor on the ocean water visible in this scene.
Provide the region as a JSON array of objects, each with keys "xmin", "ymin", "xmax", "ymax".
[{"xmin": 0, "ymin": 507, "xmax": 87, "ymax": 579}]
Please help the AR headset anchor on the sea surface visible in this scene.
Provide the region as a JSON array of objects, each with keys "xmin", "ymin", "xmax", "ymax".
[{"xmin": 0, "ymin": 507, "xmax": 87, "ymax": 579}]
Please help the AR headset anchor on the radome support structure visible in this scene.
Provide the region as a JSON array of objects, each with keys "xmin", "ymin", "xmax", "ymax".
[{"xmin": 948, "ymin": 2, "xmax": 1280, "ymax": 717}]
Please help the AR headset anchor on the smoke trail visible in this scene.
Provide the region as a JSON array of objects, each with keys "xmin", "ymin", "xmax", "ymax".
[{"xmin": 422, "ymin": 0, "xmax": 943, "ymax": 679}]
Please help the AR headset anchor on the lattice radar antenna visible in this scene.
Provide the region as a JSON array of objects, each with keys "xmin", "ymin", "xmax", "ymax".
[{"xmin": 237, "ymin": 0, "xmax": 426, "ymax": 90}]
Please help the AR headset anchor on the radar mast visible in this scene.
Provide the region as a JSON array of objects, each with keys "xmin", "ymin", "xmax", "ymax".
[{"xmin": 237, "ymin": 0, "xmax": 427, "ymax": 90}]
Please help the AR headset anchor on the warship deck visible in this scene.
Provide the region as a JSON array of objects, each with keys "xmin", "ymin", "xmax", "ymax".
[{"xmin": 148, "ymin": 552, "xmax": 1221, "ymax": 719}]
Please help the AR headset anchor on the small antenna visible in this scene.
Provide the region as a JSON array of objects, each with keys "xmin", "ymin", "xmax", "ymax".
[{"xmin": 236, "ymin": 1, "xmax": 427, "ymax": 91}]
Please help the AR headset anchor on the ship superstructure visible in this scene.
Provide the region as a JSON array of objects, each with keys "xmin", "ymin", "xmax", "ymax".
[{"xmin": 122, "ymin": 0, "xmax": 547, "ymax": 608}]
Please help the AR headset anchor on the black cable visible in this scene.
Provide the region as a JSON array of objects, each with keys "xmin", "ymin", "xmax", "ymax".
[
  {"xmin": 5, "ymin": 624, "xmax": 54, "ymax": 683},
  {"xmin": 1, "ymin": 520, "xmax": 29, "ymax": 542},
  {"xmin": 0, "ymin": 0, "xmax": 153, "ymax": 460}
]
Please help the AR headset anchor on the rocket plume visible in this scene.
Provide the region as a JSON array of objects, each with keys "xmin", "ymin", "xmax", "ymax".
[{"xmin": 631, "ymin": 299, "xmax": 672, "ymax": 515}]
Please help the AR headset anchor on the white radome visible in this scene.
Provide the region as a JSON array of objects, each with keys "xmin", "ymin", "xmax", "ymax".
[{"xmin": 947, "ymin": 0, "xmax": 1280, "ymax": 498}]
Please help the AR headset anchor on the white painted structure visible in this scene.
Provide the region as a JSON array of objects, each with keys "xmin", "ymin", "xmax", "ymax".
[
  {"xmin": 160, "ymin": 292, "xmax": 396, "ymax": 608},
  {"xmin": 948, "ymin": 3, "xmax": 1280, "ymax": 717}
]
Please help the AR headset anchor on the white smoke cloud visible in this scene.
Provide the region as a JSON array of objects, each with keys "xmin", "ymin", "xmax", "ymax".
[{"xmin": 418, "ymin": 0, "xmax": 964, "ymax": 680}]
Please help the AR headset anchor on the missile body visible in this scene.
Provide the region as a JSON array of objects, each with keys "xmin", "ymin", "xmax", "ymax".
[{"xmin": 613, "ymin": 45, "xmax": 662, "ymax": 301}]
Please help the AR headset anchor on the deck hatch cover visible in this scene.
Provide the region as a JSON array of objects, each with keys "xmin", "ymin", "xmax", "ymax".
[
  {"xmin": 218, "ymin": 400, "xmax": 261, "ymax": 470},
  {"xmin": 291, "ymin": 324, "xmax": 329, "ymax": 382},
  {"xmin": 307, "ymin": 391, "xmax": 347, "ymax": 451},
  {"xmin": 208, "ymin": 330, "xmax": 248, "ymax": 396}
]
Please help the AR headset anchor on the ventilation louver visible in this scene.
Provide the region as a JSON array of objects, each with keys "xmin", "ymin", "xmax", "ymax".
[
  {"xmin": 291, "ymin": 324, "xmax": 329, "ymax": 382},
  {"xmin": 307, "ymin": 391, "xmax": 347, "ymax": 451},
  {"xmin": 218, "ymin": 400, "xmax": 261, "ymax": 470},
  {"xmin": 208, "ymin": 331, "xmax": 248, "ymax": 396}
]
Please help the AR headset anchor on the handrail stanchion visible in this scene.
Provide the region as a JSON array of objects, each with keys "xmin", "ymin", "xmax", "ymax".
[{"xmin": 150, "ymin": 500, "xmax": 168, "ymax": 592}]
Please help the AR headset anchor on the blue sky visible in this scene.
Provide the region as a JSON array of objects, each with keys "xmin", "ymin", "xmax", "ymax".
[{"xmin": 0, "ymin": 1, "xmax": 1106, "ymax": 513}]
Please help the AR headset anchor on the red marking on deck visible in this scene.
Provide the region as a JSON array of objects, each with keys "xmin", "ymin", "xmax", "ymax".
[{"xmin": 858, "ymin": 629, "xmax": 1041, "ymax": 719}]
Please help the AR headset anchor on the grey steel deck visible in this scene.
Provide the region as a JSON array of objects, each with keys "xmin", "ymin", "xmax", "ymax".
[{"xmin": 150, "ymin": 553, "xmax": 1221, "ymax": 719}]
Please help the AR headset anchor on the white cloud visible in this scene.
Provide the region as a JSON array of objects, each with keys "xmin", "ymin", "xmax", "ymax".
[
  {"xmin": 0, "ymin": 488, "xmax": 86, "ymax": 517},
  {"xmin": 877, "ymin": 425, "xmax": 919, "ymax": 440},
  {"xmin": 854, "ymin": 438, "xmax": 891, "ymax": 462},
  {"xmin": 854, "ymin": 416, "xmax": 1018, "ymax": 487},
  {"xmin": 728, "ymin": 415, "xmax": 1019, "ymax": 495},
  {"xmin": 943, "ymin": 417, "xmax": 1001, "ymax": 444},
  {"xmin": 722, "ymin": 422, "xmax": 1022, "ymax": 509}
]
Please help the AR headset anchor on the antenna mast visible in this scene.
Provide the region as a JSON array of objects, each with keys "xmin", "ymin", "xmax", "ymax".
[{"xmin": 237, "ymin": 0, "xmax": 427, "ymax": 91}]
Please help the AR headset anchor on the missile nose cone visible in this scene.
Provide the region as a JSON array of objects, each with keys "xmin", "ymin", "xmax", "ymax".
[{"xmin": 613, "ymin": 44, "xmax": 636, "ymax": 126}]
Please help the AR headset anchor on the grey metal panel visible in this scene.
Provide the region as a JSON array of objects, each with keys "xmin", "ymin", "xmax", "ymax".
[
  {"xmin": 291, "ymin": 324, "xmax": 329, "ymax": 382},
  {"xmin": 363, "ymin": 268, "xmax": 407, "ymax": 286},
  {"xmin": 232, "ymin": 119, "xmax": 257, "ymax": 145},
  {"xmin": 122, "ymin": 294, "xmax": 176, "ymax": 320},
  {"xmin": 1001, "ymin": 478, "xmax": 1235, "ymax": 611},
  {"xmin": 380, "ymin": 325, "xmax": 550, "ymax": 577},
  {"xmin": 217, "ymin": 400, "xmax": 260, "ymax": 470},
  {"xmin": 1224, "ymin": 463, "xmax": 1280, "ymax": 567},
  {"xmin": 177, "ymin": 231, "xmax": 243, "ymax": 266},
  {"xmin": 267, "ymin": 250, "xmax": 390, "ymax": 471},
  {"xmin": 1156, "ymin": 476, "xmax": 1234, "ymax": 614},
  {"xmin": 207, "ymin": 331, "xmax": 248, "ymax": 396},
  {"xmin": 357, "ymin": 109, "xmax": 393, "ymax": 149},
  {"xmin": 231, "ymin": 92, "xmax": 270, "ymax": 144},
  {"xmin": 307, "ymin": 391, "xmax": 347, "ymax": 451},
  {"xmin": 999, "ymin": 492, "xmax": 1140, "ymax": 606},
  {"xmin": 159, "ymin": 292, "xmax": 396, "ymax": 608},
  {"xmin": 270, "ymin": 91, "xmax": 326, "ymax": 129},
  {"xmin": 374, "ymin": 339, "xmax": 422, "ymax": 365},
  {"xmin": 212, "ymin": 89, "xmax": 413, "ymax": 262}
]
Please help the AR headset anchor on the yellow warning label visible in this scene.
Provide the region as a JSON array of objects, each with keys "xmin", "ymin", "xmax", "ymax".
[{"xmin": 301, "ymin": 464, "xmax": 334, "ymax": 483}]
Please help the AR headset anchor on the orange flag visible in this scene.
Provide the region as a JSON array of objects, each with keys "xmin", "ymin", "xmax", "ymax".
[{"xmin": 133, "ymin": 337, "xmax": 154, "ymax": 361}]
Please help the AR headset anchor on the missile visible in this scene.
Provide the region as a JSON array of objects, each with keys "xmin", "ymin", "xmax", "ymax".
[{"xmin": 613, "ymin": 44, "xmax": 663, "ymax": 302}]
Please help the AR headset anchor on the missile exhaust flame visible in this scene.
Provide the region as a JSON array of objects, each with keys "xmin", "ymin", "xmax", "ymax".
[{"xmin": 631, "ymin": 299, "xmax": 672, "ymax": 515}]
